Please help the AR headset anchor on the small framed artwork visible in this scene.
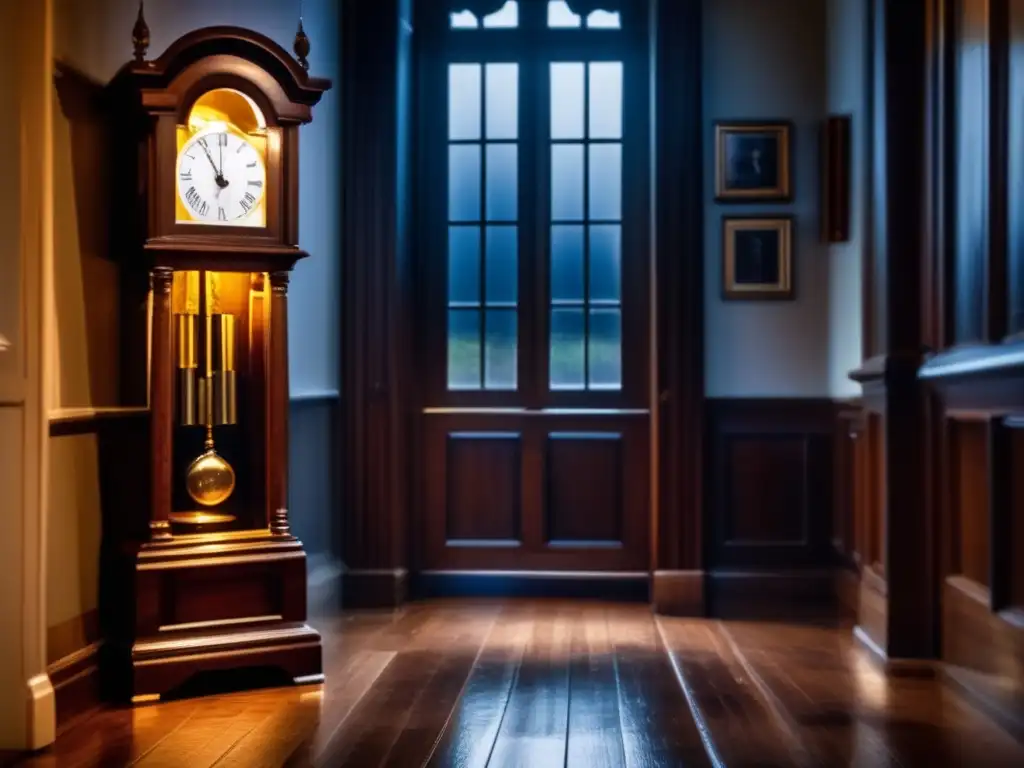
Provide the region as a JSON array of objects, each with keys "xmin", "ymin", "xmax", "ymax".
[
  {"xmin": 821, "ymin": 115, "xmax": 851, "ymax": 242},
  {"xmin": 722, "ymin": 216, "xmax": 794, "ymax": 300},
  {"xmin": 714, "ymin": 121, "xmax": 792, "ymax": 201}
]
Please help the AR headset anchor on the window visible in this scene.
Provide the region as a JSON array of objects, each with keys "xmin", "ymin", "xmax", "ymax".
[{"xmin": 423, "ymin": 0, "xmax": 642, "ymax": 402}]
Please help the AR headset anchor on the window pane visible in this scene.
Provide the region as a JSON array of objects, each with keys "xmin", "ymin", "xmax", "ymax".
[
  {"xmin": 449, "ymin": 145, "xmax": 481, "ymax": 222},
  {"xmin": 486, "ymin": 144, "xmax": 518, "ymax": 221},
  {"xmin": 551, "ymin": 63, "xmax": 585, "ymax": 139},
  {"xmin": 551, "ymin": 225, "xmax": 584, "ymax": 302},
  {"xmin": 586, "ymin": 10, "xmax": 621, "ymax": 28},
  {"xmin": 449, "ymin": 227, "xmax": 481, "ymax": 304},
  {"xmin": 589, "ymin": 224, "xmax": 621, "ymax": 302},
  {"xmin": 588, "ymin": 144, "xmax": 621, "ymax": 220},
  {"xmin": 589, "ymin": 309, "xmax": 622, "ymax": 389},
  {"xmin": 547, "ymin": 0, "xmax": 581, "ymax": 27},
  {"xmin": 450, "ymin": 10, "xmax": 478, "ymax": 28},
  {"xmin": 449, "ymin": 64, "xmax": 481, "ymax": 140},
  {"xmin": 486, "ymin": 64, "xmax": 518, "ymax": 140},
  {"xmin": 448, "ymin": 310, "xmax": 481, "ymax": 389},
  {"xmin": 550, "ymin": 308, "xmax": 585, "ymax": 390},
  {"xmin": 552, "ymin": 144, "xmax": 584, "ymax": 220},
  {"xmin": 589, "ymin": 62, "xmax": 622, "ymax": 139},
  {"xmin": 483, "ymin": 0, "xmax": 518, "ymax": 27},
  {"xmin": 485, "ymin": 226, "xmax": 517, "ymax": 303},
  {"xmin": 485, "ymin": 309, "xmax": 517, "ymax": 389}
]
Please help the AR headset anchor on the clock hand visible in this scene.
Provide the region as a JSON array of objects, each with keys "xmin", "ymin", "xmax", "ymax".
[{"xmin": 198, "ymin": 141, "xmax": 228, "ymax": 188}]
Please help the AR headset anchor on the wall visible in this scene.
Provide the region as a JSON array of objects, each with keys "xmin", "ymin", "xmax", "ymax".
[
  {"xmin": 703, "ymin": 0, "xmax": 830, "ymax": 397},
  {"xmin": 0, "ymin": 0, "xmax": 55, "ymax": 750},
  {"xmin": 826, "ymin": 0, "xmax": 866, "ymax": 398},
  {"xmin": 44, "ymin": 0, "xmax": 342, "ymax": 716}
]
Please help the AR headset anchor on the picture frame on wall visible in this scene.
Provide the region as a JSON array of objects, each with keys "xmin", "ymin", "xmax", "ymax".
[
  {"xmin": 821, "ymin": 114, "xmax": 851, "ymax": 243},
  {"xmin": 722, "ymin": 216, "xmax": 794, "ymax": 300},
  {"xmin": 714, "ymin": 121, "xmax": 792, "ymax": 201}
]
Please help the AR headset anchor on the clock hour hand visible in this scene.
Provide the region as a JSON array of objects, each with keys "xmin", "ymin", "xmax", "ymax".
[{"xmin": 198, "ymin": 140, "xmax": 229, "ymax": 188}]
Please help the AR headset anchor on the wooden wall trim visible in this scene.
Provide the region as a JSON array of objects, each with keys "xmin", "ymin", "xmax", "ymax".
[
  {"xmin": 652, "ymin": 0, "xmax": 704, "ymax": 616},
  {"xmin": 49, "ymin": 406, "xmax": 148, "ymax": 437},
  {"xmin": 46, "ymin": 609, "xmax": 101, "ymax": 732},
  {"xmin": 704, "ymin": 398, "xmax": 841, "ymax": 618}
]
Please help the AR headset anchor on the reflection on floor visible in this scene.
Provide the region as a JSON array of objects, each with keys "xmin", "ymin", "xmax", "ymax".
[{"xmin": 16, "ymin": 600, "xmax": 1024, "ymax": 767}]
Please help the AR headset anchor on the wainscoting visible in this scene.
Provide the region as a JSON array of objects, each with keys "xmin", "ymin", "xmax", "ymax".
[
  {"xmin": 704, "ymin": 398, "xmax": 840, "ymax": 617},
  {"xmin": 938, "ymin": 415, "xmax": 1024, "ymax": 740}
]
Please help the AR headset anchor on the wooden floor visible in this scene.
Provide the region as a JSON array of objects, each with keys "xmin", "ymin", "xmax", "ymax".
[{"xmin": 17, "ymin": 600, "xmax": 1024, "ymax": 767}]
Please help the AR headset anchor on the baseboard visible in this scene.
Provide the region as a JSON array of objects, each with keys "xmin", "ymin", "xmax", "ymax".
[
  {"xmin": 834, "ymin": 565, "xmax": 860, "ymax": 619},
  {"xmin": 651, "ymin": 570, "xmax": 705, "ymax": 615},
  {"xmin": 46, "ymin": 641, "xmax": 101, "ymax": 732},
  {"xmin": 343, "ymin": 568, "xmax": 409, "ymax": 608},
  {"xmin": 707, "ymin": 569, "xmax": 839, "ymax": 620},
  {"xmin": 412, "ymin": 570, "xmax": 649, "ymax": 601},
  {"xmin": 852, "ymin": 625, "xmax": 935, "ymax": 678},
  {"xmin": 942, "ymin": 664, "xmax": 1024, "ymax": 742}
]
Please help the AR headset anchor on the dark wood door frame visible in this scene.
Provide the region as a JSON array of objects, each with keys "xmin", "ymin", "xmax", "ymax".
[
  {"xmin": 650, "ymin": 0, "xmax": 706, "ymax": 615},
  {"xmin": 338, "ymin": 0, "xmax": 706, "ymax": 610}
]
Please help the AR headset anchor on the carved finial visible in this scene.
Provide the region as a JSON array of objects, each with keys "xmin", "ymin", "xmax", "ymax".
[
  {"xmin": 293, "ymin": 18, "xmax": 311, "ymax": 71},
  {"xmin": 132, "ymin": 1, "xmax": 150, "ymax": 63}
]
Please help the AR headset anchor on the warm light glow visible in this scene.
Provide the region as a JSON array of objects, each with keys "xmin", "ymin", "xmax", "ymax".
[
  {"xmin": 186, "ymin": 89, "xmax": 266, "ymax": 134},
  {"xmin": 172, "ymin": 270, "xmax": 200, "ymax": 315}
]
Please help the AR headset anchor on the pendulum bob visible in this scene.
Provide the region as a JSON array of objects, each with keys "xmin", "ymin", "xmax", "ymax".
[{"xmin": 174, "ymin": 313, "xmax": 199, "ymax": 426}]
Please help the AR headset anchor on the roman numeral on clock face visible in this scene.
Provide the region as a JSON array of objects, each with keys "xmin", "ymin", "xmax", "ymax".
[
  {"xmin": 184, "ymin": 186, "xmax": 209, "ymax": 217},
  {"xmin": 239, "ymin": 191, "xmax": 257, "ymax": 213}
]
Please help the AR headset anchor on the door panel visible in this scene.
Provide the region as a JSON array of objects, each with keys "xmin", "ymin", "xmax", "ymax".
[{"xmin": 420, "ymin": 411, "xmax": 648, "ymax": 572}]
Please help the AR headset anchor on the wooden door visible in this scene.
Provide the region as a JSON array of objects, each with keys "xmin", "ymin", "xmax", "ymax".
[{"xmin": 413, "ymin": 0, "xmax": 651, "ymax": 588}]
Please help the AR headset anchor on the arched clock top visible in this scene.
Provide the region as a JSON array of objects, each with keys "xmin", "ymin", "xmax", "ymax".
[{"xmin": 111, "ymin": 26, "xmax": 330, "ymax": 125}]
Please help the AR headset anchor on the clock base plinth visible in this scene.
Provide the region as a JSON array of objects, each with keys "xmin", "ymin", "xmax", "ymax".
[{"xmin": 112, "ymin": 529, "xmax": 322, "ymax": 703}]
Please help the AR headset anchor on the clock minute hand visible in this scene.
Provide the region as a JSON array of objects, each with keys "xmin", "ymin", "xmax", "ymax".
[{"xmin": 198, "ymin": 141, "xmax": 228, "ymax": 188}]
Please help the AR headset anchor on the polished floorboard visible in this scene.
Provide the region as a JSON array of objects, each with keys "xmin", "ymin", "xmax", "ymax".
[{"xmin": 18, "ymin": 600, "xmax": 1024, "ymax": 767}]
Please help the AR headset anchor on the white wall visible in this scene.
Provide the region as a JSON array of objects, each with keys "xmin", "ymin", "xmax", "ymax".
[
  {"xmin": 1, "ymin": 0, "xmax": 54, "ymax": 750},
  {"xmin": 55, "ymin": 0, "xmax": 341, "ymax": 397},
  {"xmin": 703, "ymin": 0, "xmax": 830, "ymax": 397},
  {"xmin": 827, "ymin": 0, "xmax": 867, "ymax": 397},
  {"xmin": 703, "ymin": 0, "xmax": 865, "ymax": 399}
]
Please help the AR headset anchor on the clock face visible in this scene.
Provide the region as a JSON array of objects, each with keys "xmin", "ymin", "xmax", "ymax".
[{"xmin": 176, "ymin": 130, "xmax": 266, "ymax": 226}]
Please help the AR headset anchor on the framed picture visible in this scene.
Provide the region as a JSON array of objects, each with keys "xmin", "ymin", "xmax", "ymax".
[
  {"xmin": 714, "ymin": 121, "xmax": 792, "ymax": 201},
  {"xmin": 722, "ymin": 216, "xmax": 794, "ymax": 300},
  {"xmin": 821, "ymin": 115, "xmax": 851, "ymax": 242}
]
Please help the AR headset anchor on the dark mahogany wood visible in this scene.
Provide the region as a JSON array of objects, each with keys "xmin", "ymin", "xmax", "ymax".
[
  {"xmin": 149, "ymin": 267, "xmax": 174, "ymax": 540},
  {"xmin": 652, "ymin": 0, "xmax": 705, "ymax": 617},
  {"xmin": 101, "ymin": 26, "xmax": 331, "ymax": 703},
  {"xmin": 844, "ymin": 0, "xmax": 936, "ymax": 665},
  {"xmin": 338, "ymin": 0, "xmax": 413, "ymax": 609},
  {"xmin": 268, "ymin": 271, "xmax": 290, "ymax": 536}
]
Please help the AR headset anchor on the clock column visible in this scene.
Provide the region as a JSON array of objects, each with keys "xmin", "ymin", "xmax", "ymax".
[
  {"xmin": 149, "ymin": 266, "xmax": 174, "ymax": 540},
  {"xmin": 268, "ymin": 270, "xmax": 291, "ymax": 537}
]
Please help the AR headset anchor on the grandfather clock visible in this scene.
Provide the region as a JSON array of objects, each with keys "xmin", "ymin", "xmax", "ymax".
[{"xmin": 104, "ymin": 8, "xmax": 330, "ymax": 702}]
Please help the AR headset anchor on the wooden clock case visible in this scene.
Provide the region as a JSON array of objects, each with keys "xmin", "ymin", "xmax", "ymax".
[{"xmin": 101, "ymin": 26, "xmax": 331, "ymax": 703}]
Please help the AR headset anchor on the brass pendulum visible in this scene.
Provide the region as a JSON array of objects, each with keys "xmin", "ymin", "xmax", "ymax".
[{"xmin": 185, "ymin": 423, "xmax": 236, "ymax": 507}]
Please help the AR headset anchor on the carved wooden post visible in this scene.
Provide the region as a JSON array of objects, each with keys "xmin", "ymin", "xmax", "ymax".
[
  {"xmin": 150, "ymin": 266, "xmax": 174, "ymax": 540},
  {"xmin": 268, "ymin": 270, "xmax": 291, "ymax": 537}
]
